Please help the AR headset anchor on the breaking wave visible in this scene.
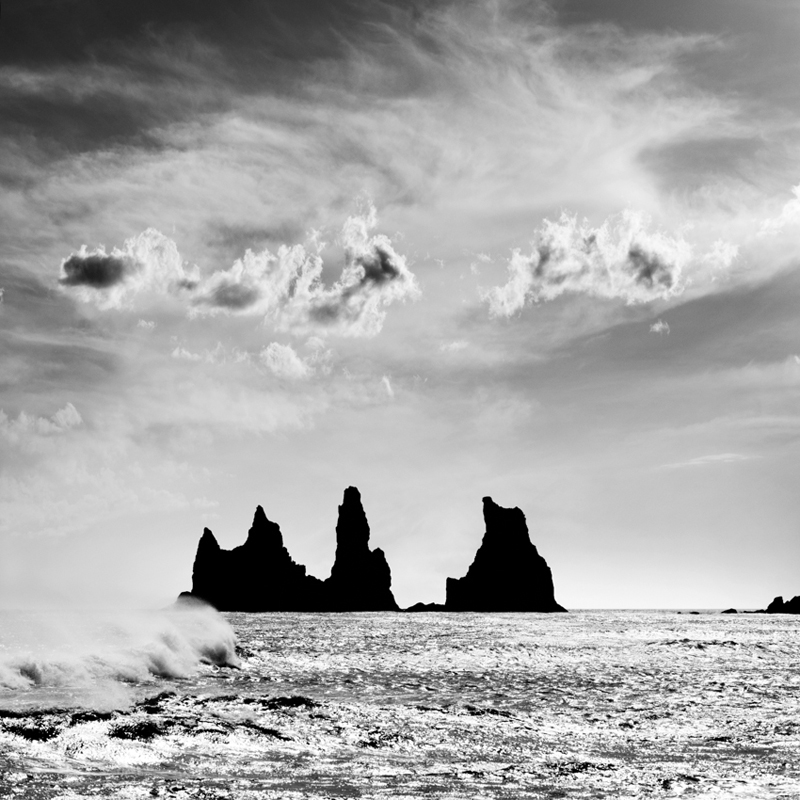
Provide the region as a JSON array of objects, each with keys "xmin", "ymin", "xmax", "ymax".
[{"xmin": 0, "ymin": 602, "xmax": 239, "ymax": 703}]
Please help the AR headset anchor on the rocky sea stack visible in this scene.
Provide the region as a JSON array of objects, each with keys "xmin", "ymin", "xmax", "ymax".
[
  {"xmin": 445, "ymin": 496, "xmax": 566, "ymax": 612},
  {"xmin": 324, "ymin": 487, "xmax": 399, "ymax": 611},
  {"xmin": 183, "ymin": 486, "xmax": 398, "ymax": 612},
  {"xmin": 188, "ymin": 506, "xmax": 324, "ymax": 611},
  {"xmin": 764, "ymin": 595, "xmax": 800, "ymax": 614}
]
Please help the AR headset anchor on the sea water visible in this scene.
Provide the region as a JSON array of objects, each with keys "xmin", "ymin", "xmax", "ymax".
[{"xmin": 0, "ymin": 609, "xmax": 798, "ymax": 798}]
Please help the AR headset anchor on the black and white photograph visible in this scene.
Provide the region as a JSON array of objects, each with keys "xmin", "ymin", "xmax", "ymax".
[{"xmin": 1, "ymin": 1, "xmax": 799, "ymax": 797}]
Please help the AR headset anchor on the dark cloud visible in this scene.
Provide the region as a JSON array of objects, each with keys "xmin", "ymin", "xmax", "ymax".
[
  {"xmin": 0, "ymin": 1, "xmax": 356, "ymax": 69},
  {"xmin": 355, "ymin": 247, "xmax": 401, "ymax": 286},
  {"xmin": 203, "ymin": 282, "xmax": 261, "ymax": 311},
  {"xmin": 627, "ymin": 246, "xmax": 675, "ymax": 290},
  {"xmin": 0, "ymin": 84, "xmax": 169, "ymax": 156},
  {"xmin": 59, "ymin": 254, "xmax": 132, "ymax": 289},
  {"xmin": 308, "ymin": 302, "xmax": 343, "ymax": 325}
]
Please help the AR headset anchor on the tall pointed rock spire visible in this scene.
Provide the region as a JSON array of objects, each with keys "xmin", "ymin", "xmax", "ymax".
[
  {"xmin": 324, "ymin": 486, "xmax": 399, "ymax": 611},
  {"xmin": 445, "ymin": 496, "xmax": 566, "ymax": 612}
]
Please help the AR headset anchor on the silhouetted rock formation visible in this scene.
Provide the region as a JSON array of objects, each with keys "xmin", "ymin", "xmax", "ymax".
[
  {"xmin": 445, "ymin": 497, "xmax": 566, "ymax": 612},
  {"xmin": 184, "ymin": 487, "xmax": 398, "ymax": 612},
  {"xmin": 764, "ymin": 595, "xmax": 800, "ymax": 614},
  {"xmin": 189, "ymin": 506, "xmax": 324, "ymax": 611},
  {"xmin": 405, "ymin": 602, "xmax": 447, "ymax": 612},
  {"xmin": 720, "ymin": 608, "xmax": 738, "ymax": 614},
  {"xmin": 323, "ymin": 487, "xmax": 399, "ymax": 611}
]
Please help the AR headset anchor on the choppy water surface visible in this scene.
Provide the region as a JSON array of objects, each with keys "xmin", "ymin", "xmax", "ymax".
[{"xmin": 1, "ymin": 610, "xmax": 799, "ymax": 799}]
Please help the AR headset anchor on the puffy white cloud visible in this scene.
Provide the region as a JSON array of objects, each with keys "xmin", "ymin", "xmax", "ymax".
[
  {"xmin": 59, "ymin": 208, "xmax": 419, "ymax": 337},
  {"xmin": 259, "ymin": 343, "xmax": 313, "ymax": 380},
  {"xmin": 650, "ymin": 319, "xmax": 670, "ymax": 334},
  {"xmin": 483, "ymin": 210, "xmax": 739, "ymax": 317},
  {"xmin": 191, "ymin": 205, "xmax": 419, "ymax": 337},
  {"xmin": 59, "ymin": 229, "xmax": 199, "ymax": 311}
]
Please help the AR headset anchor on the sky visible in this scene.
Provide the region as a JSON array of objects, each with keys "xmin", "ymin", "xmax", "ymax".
[{"xmin": 1, "ymin": 0, "xmax": 799, "ymax": 610}]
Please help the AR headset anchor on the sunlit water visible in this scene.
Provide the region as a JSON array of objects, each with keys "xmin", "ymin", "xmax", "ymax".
[{"xmin": 1, "ymin": 610, "xmax": 798, "ymax": 798}]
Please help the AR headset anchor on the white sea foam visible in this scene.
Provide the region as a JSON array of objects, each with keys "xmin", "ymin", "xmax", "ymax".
[{"xmin": 0, "ymin": 603, "xmax": 238, "ymax": 705}]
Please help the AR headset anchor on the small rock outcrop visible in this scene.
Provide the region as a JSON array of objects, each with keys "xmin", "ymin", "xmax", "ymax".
[
  {"xmin": 184, "ymin": 487, "xmax": 398, "ymax": 612},
  {"xmin": 764, "ymin": 595, "xmax": 800, "ymax": 614},
  {"xmin": 445, "ymin": 497, "xmax": 566, "ymax": 612},
  {"xmin": 405, "ymin": 602, "xmax": 448, "ymax": 612},
  {"xmin": 324, "ymin": 487, "xmax": 399, "ymax": 611}
]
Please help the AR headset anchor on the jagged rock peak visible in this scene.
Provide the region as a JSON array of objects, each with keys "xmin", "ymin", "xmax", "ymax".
[
  {"xmin": 335, "ymin": 486, "xmax": 371, "ymax": 553},
  {"xmin": 245, "ymin": 504, "xmax": 284, "ymax": 548},
  {"xmin": 198, "ymin": 527, "xmax": 220, "ymax": 552},
  {"xmin": 445, "ymin": 496, "xmax": 566, "ymax": 612},
  {"xmin": 765, "ymin": 595, "xmax": 800, "ymax": 614}
]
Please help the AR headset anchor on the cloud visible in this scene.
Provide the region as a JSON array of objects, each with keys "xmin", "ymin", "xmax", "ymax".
[
  {"xmin": 440, "ymin": 340, "xmax": 468, "ymax": 353},
  {"xmin": 170, "ymin": 343, "xmax": 251, "ymax": 365},
  {"xmin": 60, "ymin": 252, "xmax": 130, "ymax": 289},
  {"xmin": 59, "ymin": 229, "xmax": 199, "ymax": 311},
  {"xmin": 259, "ymin": 343, "xmax": 313, "ymax": 380},
  {"xmin": 191, "ymin": 205, "xmax": 420, "ymax": 337},
  {"xmin": 661, "ymin": 453, "xmax": 754, "ymax": 469},
  {"xmin": 759, "ymin": 184, "xmax": 800, "ymax": 236},
  {"xmin": 482, "ymin": 210, "xmax": 736, "ymax": 317},
  {"xmin": 650, "ymin": 319, "xmax": 670, "ymax": 334},
  {"xmin": 0, "ymin": 403, "xmax": 82, "ymax": 448},
  {"xmin": 60, "ymin": 207, "xmax": 418, "ymax": 337},
  {"xmin": 381, "ymin": 375, "xmax": 395, "ymax": 398}
]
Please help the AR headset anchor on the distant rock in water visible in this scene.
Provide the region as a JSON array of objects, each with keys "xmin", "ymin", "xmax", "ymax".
[
  {"xmin": 405, "ymin": 602, "xmax": 448, "ymax": 612},
  {"xmin": 323, "ymin": 486, "xmax": 399, "ymax": 611},
  {"xmin": 764, "ymin": 595, "xmax": 800, "ymax": 614},
  {"xmin": 184, "ymin": 487, "xmax": 397, "ymax": 612},
  {"xmin": 445, "ymin": 497, "xmax": 566, "ymax": 612}
]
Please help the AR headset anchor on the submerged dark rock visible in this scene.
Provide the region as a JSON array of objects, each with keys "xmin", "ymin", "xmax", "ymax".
[
  {"xmin": 184, "ymin": 487, "xmax": 397, "ymax": 612},
  {"xmin": 445, "ymin": 497, "xmax": 566, "ymax": 612}
]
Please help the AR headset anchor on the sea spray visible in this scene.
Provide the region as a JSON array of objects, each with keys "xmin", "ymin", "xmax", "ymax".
[{"xmin": 0, "ymin": 602, "xmax": 238, "ymax": 708}]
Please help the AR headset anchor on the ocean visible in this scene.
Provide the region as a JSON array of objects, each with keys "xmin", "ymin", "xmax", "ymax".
[{"xmin": 1, "ymin": 607, "xmax": 798, "ymax": 798}]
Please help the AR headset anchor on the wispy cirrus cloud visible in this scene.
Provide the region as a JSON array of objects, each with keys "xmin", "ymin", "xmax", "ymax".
[{"xmin": 660, "ymin": 452, "xmax": 755, "ymax": 469}]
